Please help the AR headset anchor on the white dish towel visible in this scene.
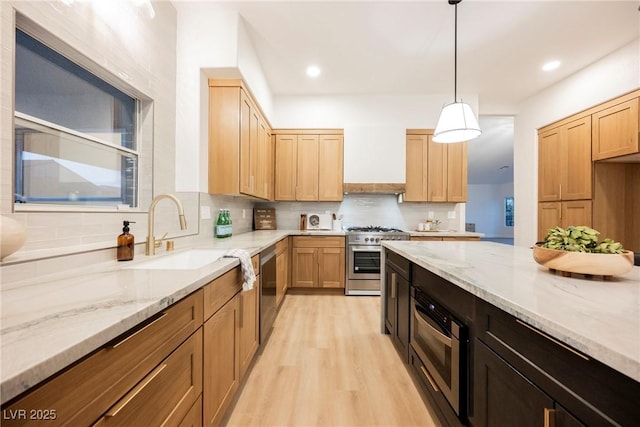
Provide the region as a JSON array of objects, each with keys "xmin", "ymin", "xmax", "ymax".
[{"xmin": 224, "ymin": 249, "xmax": 256, "ymax": 291}]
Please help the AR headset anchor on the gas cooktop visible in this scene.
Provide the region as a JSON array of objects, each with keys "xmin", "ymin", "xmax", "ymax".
[{"xmin": 346, "ymin": 226, "xmax": 406, "ymax": 233}]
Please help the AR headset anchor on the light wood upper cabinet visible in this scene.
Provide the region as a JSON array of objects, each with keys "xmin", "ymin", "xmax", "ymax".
[
  {"xmin": 427, "ymin": 137, "xmax": 447, "ymax": 202},
  {"xmin": 274, "ymin": 134, "xmax": 297, "ymax": 201},
  {"xmin": 296, "ymin": 135, "xmax": 320, "ymax": 201},
  {"xmin": 447, "ymin": 141, "xmax": 468, "ymax": 202},
  {"xmin": 405, "ymin": 130, "xmax": 468, "ymax": 202},
  {"xmin": 208, "ymin": 80, "xmax": 273, "ymax": 200},
  {"xmin": 273, "ymin": 130, "xmax": 344, "ymax": 201},
  {"xmin": 404, "ymin": 134, "xmax": 428, "ymax": 201},
  {"xmin": 318, "ymin": 134, "xmax": 344, "ymax": 201},
  {"xmin": 538, "ymin": 116, "xmax": 591, "ymax": 202},
  {"xmin": 592, "ymin": 97, "xmax": 639, "ymax": 160}
]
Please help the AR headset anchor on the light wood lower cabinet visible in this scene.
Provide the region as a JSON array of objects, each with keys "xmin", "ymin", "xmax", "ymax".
[
  {"xmin": 203, "ymin": 293, "xmax": 240, "ymax": 427},
  {"xmin": 291, "ymin": 236, "xmax": 345, "ymax": 288},
  {"xmin": 203, "ymin": 256, "xmax": 260, "ymax": 427},
  {"xmin": 275, "ymin": 237, "xmax": 289, "ymax": 307},
  {"xmin": 537, "ymin": 200, "xmax": 592, "ymax": 241},
  {"xmin": 93, "ymin": 330, "xmax": 203, "ymax": 427},
  {"xmin": 1, "ymin": 292, "xmax": 203, "ymax": 427}
]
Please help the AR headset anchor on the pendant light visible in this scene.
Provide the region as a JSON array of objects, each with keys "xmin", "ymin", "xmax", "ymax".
[{"xmin": 433, "ymin": 0, "xmax": 481, "ymax": 143}]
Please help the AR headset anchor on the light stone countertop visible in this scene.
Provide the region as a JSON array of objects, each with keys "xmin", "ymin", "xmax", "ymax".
[
  {"xmin": 1, "ymin": 229, "xmax": 318, "ymax": 404},
  {"xmin": 381, "ymin": 240, "xmax": 640, "ymax": 383},
  {"xmin": 407, "ymin": 230, "xmax": 484, "ymax": 238}
]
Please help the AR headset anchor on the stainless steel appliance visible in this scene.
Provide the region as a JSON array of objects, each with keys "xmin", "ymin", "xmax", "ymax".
[
  {"xmin": 260, "ymin": 245, "xmax": 276, "ymax": 343},
  {"xmin": 346, "ymin": 226, "xmax": 410, "ymax": 295},
  {"xmin": 410, "ymin": 285, "xmax": 468, "ymax": 417}
]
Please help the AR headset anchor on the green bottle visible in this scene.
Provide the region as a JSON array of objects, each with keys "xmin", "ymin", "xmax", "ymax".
[{"xmin": 215, "ymin": 209, "xmax": 225, "ymax": 238}]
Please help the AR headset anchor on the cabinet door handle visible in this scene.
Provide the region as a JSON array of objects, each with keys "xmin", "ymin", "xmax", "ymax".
[
  {"xmin": 105, "ymin": 363, "xmax": 168, "ymax": 417},
  {"xmin": 516, "ymin": 319, "xmax": 589, "ymax": 361},
  {"xmin": 559, "ymin": 183, "xmax": 562, "ymax": 200},
  {"xmin": 391, "ymin": 272, "xmax": 397, "ymax": 299},
  {"xmin": 419, "ymin": 366, "xmax": 440, "ymax": 392},
  {"xmin": 544, "ymin": 408, "xmax": 556, "ymax": 427},
  {"xmin": 239, "ymin": 294, "xmax": 244, "ymax": 328},
  {"xmin": 109, "ymin": 312, "xmax": 167, "ymax": 349}
]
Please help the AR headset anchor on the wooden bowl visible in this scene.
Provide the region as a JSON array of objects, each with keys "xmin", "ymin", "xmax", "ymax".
[{"xmin": 532, "ymin": 245, "xmax": 634, "ymax": 277}]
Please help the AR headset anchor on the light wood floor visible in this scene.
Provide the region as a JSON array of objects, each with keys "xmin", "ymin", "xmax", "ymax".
[{"xmin": 223, "ymin": 293, "xmax": 438, "ymax": 427}]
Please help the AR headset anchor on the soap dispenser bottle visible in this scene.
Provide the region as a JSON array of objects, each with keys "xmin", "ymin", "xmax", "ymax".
[{"xmin": 117, "ymin": 220, "xmax": 135, "ymax": 261}]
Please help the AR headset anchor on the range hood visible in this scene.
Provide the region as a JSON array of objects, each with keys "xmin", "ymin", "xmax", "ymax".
[{"xmin": 343, "ymin": 183, "xmax": 406, "ymax": 195}]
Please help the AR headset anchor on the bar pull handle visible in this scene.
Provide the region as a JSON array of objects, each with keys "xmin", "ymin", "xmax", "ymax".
[
  {"xmin": 516, "ymin": 319, "xmax": 589, "ymax": 361},
  {"xmin": 391, "ymin": 272, "xmax": 397, "ymax": 299},
  {"xmin": 110, "ymin": 312, "xmax": 167, "ymax": 349},
  {"xmin": 105, "ymin": 363, "xmax": 167, "ymax": 417},
  {"xmin": 544, "ymin": 408, "xmax": 556, "ymax": 427},
  {"xmin": 419, "ymin": 366, "xmax": 440, "ymax": 392}
]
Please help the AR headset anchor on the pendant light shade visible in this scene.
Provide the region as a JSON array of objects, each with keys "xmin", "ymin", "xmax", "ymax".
[
  {"xmin": 433, "ymin": 0, "xmax": 481, "ymax": 144},
  {"xmin": 433, "ymin": 101, "xmax": 481, "ymax": 143}
]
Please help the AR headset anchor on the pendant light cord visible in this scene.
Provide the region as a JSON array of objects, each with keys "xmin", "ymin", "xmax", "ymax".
[{"xmin": 454, "ymin": 1, "xmax": 458, "ymax": 102}]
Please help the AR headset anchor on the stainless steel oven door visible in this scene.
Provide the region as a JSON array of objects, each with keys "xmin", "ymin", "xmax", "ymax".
[
  {"xmin": 411, "ymin": 295, "xmax": 462, "ymax": 415},
  {"xmin": 348, "ymin": 245, "xmax": 381, "ymax": 280}
]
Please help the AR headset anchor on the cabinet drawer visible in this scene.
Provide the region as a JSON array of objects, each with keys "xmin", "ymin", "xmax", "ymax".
[
  {"xmin": 385, "ymin": 250, "xmax": 410, "ymax": 280},
  {"xmin": 178, "ymin": 395, "xmax": 202, "ymax": 427},
  {"xmin": 275, "ymin": 237, "xmax": 289, "ymax": 255},
  {"xmin": 411, "ymin": 264, "xmax": 474, "ymax": 321},
  {"xmin": 2, "ymin": 291, "xmax": 203, "ymax": 427},
  {"xmin": 292, "ymin": 236, "xmax": 345, "ymax": 248},
  {"xmin": 204, "ymin": 267, "xmax": 242, "ymax": 320},
  {"xmin": 477, "ymin": 300, "xmax": 640, "ymax": 425},
  {"xmin": 93, "ymin": 329, "xmax": 203, "ymax": 427}
]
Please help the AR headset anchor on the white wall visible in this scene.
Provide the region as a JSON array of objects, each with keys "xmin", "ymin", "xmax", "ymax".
[
  {"xmin": 174, "ymin": 3, "xmax": 274, "ymax": 192},
  {"xmin": 513, "ymin": 39, "xmax": 640, "ymax": 247},
  {"xmin": 467, "ymin": 183, "xmax": 514, "ymax": 238}
]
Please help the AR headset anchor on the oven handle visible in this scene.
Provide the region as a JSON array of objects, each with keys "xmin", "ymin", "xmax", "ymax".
[
  {"xmin": 414, "ymin": 305, "xmax": 452, "ymax": 347},
  {"xmin": 351, "ymin": 246, "xmax": 381, "ymax": 252}
]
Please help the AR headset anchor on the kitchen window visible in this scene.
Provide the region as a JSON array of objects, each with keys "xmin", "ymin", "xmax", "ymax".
[{"xmin": 14, "ymin": 28, "xmax": 139, "ymax": 208}]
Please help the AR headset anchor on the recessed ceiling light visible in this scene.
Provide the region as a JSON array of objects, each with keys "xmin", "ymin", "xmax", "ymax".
[
  {"xmin": 542, "ymin": 60, "xmax": 561, "ymax": 72},
  {"xmin": 306, "ymin": 65, "xmax": 321, "ymax": 78}
]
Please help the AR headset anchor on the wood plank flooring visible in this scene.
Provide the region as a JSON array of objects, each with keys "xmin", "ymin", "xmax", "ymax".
[{"xmin": 222, "ymin": 293, "xmax": 437, "ymax": 427}]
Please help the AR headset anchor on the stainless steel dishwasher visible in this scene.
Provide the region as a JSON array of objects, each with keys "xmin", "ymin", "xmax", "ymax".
[{"xmin": 260, "ymin": 245, "xmax": 277, "ymax": 344}]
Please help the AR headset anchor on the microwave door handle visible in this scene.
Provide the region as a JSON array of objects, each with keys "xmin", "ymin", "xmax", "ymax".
[{"xmin": 414, "ymin": 308, "xmax": 452, "ymax": 347}]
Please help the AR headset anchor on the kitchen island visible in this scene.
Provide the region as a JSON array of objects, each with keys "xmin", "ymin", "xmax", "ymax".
[{"xmin": 381, "ymin": 240, "xmax": 640, "ymax": 426}]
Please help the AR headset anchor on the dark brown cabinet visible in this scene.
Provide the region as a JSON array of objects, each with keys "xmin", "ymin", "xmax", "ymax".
[
  {"xmin": 474, "ymin": 340, "xmax": 585, "ymax": 427},
  {"xmin": 384, "ymin": 250, "xmax": 410, "ymax": 363},
  {"xmin": 473, "ymin": 299, "xmax": 640, "ymax": 427}
]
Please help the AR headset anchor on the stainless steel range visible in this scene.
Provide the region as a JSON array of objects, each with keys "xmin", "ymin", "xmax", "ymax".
[{"xmin": 346, "ymin": 226, "xmax": 410, "ymax": 295}]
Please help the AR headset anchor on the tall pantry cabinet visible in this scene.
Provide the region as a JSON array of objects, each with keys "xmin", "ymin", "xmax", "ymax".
[
  {"xmin": 208, "ymin": 79, "xmax": 273, "ymax": 200},
  {"xmin": 537, "ymin": 89, "xmax": 640, "ymax": 253}
]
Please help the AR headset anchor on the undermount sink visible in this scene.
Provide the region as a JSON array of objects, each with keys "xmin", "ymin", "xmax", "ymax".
[{"xmin": 126, "ymin": 248, "xmax": 230, "ymax": 270}]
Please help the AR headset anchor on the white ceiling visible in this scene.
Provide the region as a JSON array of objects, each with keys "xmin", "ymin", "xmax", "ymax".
[{"xmin": 174, "ymin": 1, "xmax": 639, "ymax": 184}]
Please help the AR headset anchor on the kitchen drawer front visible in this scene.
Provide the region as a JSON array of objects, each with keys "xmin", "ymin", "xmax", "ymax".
[
  {"xmin": 275, "ymin": 237, "xmax": 289, "ymax": 255},
  {"xmin": 476, "ymin": 300, "xmax": 640, "ymax": 425},
  {"xmin": 292, "ymin": 236, "xmax": 345, "ymax": 248},
  {"xmin": 411, "ymin": 264, "xmax": 474, "ymax": 321},
  {"xmin": 2, "ymin": 291, "xmax": 203, "ymax": 427},
  {"xmin": 385, "ymin": 250, "xmax": 410, "ymax": 280},
  {"xmin": 203, "ymin": 266, "xmax": 242, "ymax": 320},
  {"xmin": 178, "ymin": 395, "xmax": 202, "ymax": 427},
  {"xmin": 93, "ymin": 328, "xmax": 203, "ymax": 427}
]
